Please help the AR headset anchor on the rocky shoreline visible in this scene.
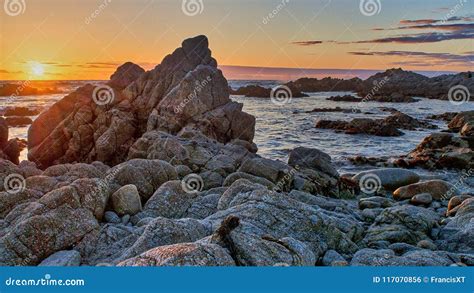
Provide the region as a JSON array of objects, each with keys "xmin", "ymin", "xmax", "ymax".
[{"xmin": 0, "ymin": 36, "xmax": 473, "ymax": 267}]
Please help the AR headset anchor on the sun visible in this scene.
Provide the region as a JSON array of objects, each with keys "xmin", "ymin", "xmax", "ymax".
[{"xmin": 30, "ymin": 62, "xmax": 45, "ymax": 77}]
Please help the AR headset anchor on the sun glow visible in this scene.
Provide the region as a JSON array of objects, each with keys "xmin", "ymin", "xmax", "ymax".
[{"xmin": 30, "ymin": 62, "xmax": 45, "ymax": 77}]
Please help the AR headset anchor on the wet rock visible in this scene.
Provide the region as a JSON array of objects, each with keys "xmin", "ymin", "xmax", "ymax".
[
  {"xmin": 5, "ymin": 116, "xmax": 33, "ymax": 127},
  {"xmin": 393, "ymin": 180, "xmax": 455, "ymax": 201},
  {"xmin": 447, "ymin": 195, "xmax": 472, "ymax": 216},
  {"xmin": 316, "ymin": 118, "xmax": 403, "ymax": 137},
  {"xmin": 410, "ymin": 193, "xmax": 432, "ymax": 206},
  {"xmin": 231, "ymin": 85, "xmax": 308, "ymax": 98},
  {"xmin": 326, "ymin": 95, "xmax": 361, "ymax": 102},
  {"xmin": 353, "ymin": 168, "xmax": 419, "ymax": 190}
]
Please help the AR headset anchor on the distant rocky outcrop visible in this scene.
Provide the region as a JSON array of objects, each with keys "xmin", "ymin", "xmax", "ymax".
[
  {"xmin": 287, "ymin": 77, "xmax": 364, "ymax": 92},
  {"xmin": 0, "ymin": 83, "xmax": 63, "ymax": 97},
  {"xmin": 350, "ymin": 111, "xmax": 474, "ymax": 170},
  {"xmin": 230, "ymin": 84, "xmax": 308, "ymax": 98},
  {"xmin": 315, "ymin": 111, "xmax": 435, "ymax": 137},
  {"xmin": 286, "ymin": 68, "xmax": 473, "ymax": 101},
  {"xmin": 28, "ymin": 35, "xmax": 256, "ymax": 169}
]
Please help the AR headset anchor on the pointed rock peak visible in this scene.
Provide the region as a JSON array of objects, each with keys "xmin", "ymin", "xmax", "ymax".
[
  {"xmin": 182, "ymin": 35, "xmax": 209, "ymax": 51},
  {"xmin": 109, "ymin": 62, "xmax": 145, "ymax": 89}
]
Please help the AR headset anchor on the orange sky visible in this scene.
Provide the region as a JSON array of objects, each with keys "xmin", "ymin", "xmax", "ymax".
[{"xmin": 1, "ymin": 0, "xmax": 472, "ymax": 80}]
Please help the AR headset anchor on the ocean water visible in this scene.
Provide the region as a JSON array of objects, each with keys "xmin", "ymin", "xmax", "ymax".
[{"xmin": 2, "ymin": 80, "xmax": 474, "ymax": 192}]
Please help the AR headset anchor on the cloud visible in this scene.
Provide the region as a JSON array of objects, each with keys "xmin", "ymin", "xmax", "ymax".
[
  {"xmin": 291, "ymin": 40, "xmax": 324, "ymax": 46},
  {"xmin": 389, "ymin": 23, "xmax": 474, "ymax": 32},
  {"xmin": 348, "ymin": 50, "xmax": 474, "ymax": 66},
  {"xmin": 352, "ymin": 31, "xmax": 474, "ymax": 44},
  {"xmin": 399, "ymin": 19, "xmax": 439, "ymax": 25},
  {"xmin": 0, "ymin": 69, "xmax": 23, "ymax": 74}
]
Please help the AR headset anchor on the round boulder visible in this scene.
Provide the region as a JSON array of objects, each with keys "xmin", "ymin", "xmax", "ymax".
[{"xmin": 111, "ymin": 184, "xmax": 142, "ymax": 216}]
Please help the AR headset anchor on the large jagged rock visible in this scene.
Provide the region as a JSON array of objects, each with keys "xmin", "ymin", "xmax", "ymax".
[
  {"xmin": 0, "ymin": 178, "xmax": 109, "ymax": 265},
  {"xmin": 28, "ymin": 35, "xmax": 256, "ymax": 169}
]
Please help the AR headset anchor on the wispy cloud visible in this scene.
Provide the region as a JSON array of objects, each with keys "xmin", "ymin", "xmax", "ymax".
[
  {"xmin": 349, "ymin": 50, "xmax": 474, "ymax": 66},
  {"xmin": 291, "ymin": 40, "xmax": 324, "ymax": 46}
]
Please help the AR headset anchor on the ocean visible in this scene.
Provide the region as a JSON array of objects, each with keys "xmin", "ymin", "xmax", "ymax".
[{"xmin": 2, "ymin": 80, "xmax": 474, "ymax": 192}]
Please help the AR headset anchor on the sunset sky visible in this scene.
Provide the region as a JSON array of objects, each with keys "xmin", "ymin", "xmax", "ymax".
[{"xmin": 0, "ymin": 0, "xmax": 472, "ymax": 80}]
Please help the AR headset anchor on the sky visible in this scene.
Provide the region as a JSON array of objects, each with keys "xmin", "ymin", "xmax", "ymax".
[{"xmin": 0, "ymin": 0, "xmax": 473, "ymax": 80}]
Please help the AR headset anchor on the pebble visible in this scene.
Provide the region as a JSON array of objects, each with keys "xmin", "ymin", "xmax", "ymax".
[{"xmin": 104, "ymin": 211, "xmax": 121, "ymax": 224}]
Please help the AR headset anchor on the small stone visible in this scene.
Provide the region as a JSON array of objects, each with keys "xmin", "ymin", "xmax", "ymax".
[
  {"xmin": 111, "ymin": 184, "xmax": 142, "ymax": 216},
  {"xmin": 38, "ymin": 250, "xmax": 81, "ymax": 266},
  {"xmin": 410, "ymin": 193, "xmax": 432, "ymax": 205},
  {"xmin": 104, "ymin": 211, "xmax": 121, "ymax": 224},
  {"xmin": 121, "ymin": 214, "xmax": 131, "ymax": 225}
]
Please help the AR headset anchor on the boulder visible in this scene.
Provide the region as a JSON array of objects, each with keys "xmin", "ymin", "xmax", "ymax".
[
  {"xmin": 288, "ymin": 147, "xmax": 338, "ymax": 177},
  {"xmin": 410, "ymin": 193, "xmax": 432, "ymax": 206},
  {"xmin": 117, "ymin": 243, "xmax": 235, "ymax": 266},
  {"xmin": 141, "ymin": 180, "xmax": 199, "ymax": 219},
  {"xmin": 393, "ymin": 180, "xmax": 455, "ymax": 201},
  {"xmin": 111, "ymin": 184, "xmax": 142, "ymax": 216},
  {"xmin": 353, "ymin": 168, "xmax": 419, "ymax": 190}
]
